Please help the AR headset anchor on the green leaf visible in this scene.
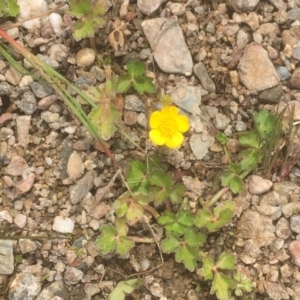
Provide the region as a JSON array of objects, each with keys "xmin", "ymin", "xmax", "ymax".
[
  {"xmin": 238, "ymin": 148, "xmax": 260, "ymax": 171},
  {"xmin": 202, "ymin": 256, "xmax": 214, "ymax": 280},
  {"xmin": 228, "ymin": 164, "xmax": 242, "ymax": 174},
  {"xmin": 158, "ymin": 210, "xmax": 194, "ymax": 235},
  {"xmin": 127, "ymin": 60, "xmax": 146, "ymax": 77},
  {"xmin": 194, "ymin": 209, "xmax": 212, "ymax": 229},
  {"xmin": 117, "ymin": 75, "xmax": 132, "ymax": 93},
  {"xmin": 89, "ymin": 103, "xmax": 120, "ymax": 141},
  {"xmin": 234, "ymin": 272, "xmax": 252, "ymax": 295},
  {"xmin": 150, "ymin": 186, "xmax": 169, "ymax": 205},
  {"xmin": 127, "ymin": 160, "xmax": 147, "ymax": 189},
  {"xmin": 184, "ymin": 228, "xmax": 206, "ymax": 248},
  {"xmin": 133, "ymin": 77, "xmax": 155, "ymax": 94},
  {"xmin": 216, "ymin": 132, "xmax": 229, "ymax": 145},
  {"xmin": 254, "ymin": 109, "xmax": 277, "ymax": 140},
  {"xmin": 112, "ymin": 199, "xmax": 128, "ymax": 218},
  {"xmin": 161, "ymin": 233, "xmax": 180, "ymax": 253},
  {"xmin": 239, "ymin": 131, "xmax": 260, "ymax": 148},
  {"xmin": 169, "ymin": 183, "xmax": 186, "ymax": 204},
  {"xmin": 215, "ymin": 252, "xmax": 235, "ymax": 270},
  {"xmin": 96, "ymin": 224, "xmax": 134, "ymax": 256},
  {"xmin": 175, "ymin": 244, "xmax": 200, "ymax": 272},
  {"xmin": 68, "ymin": 0, "xmax": 91, "ymax": 17},
  {"xmin": 6, "ymin": 0, "xmax": 19, "ymax": 17},
  {"xmin": 73, "ymin": 19, "xmax": 95, "ymax": 41},
  {"xmin": 211, "ymin": 272, "xmax": 235, "ymax": 300},
  {"xmin": 149, "ymin": 170, "xmax": 173, "ymax": 188},
  {"xmin": 107, "ymin": 279, "xmax": 143, "ymax": 300},
  {"xmin": 229, "ymin": 174, "xmax": 243, "ymax": 194}
]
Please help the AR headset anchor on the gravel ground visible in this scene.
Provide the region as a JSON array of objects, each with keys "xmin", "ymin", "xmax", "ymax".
[{"xmin": 2, "ymin": 0, "xmax": 300, "ymax": 299}]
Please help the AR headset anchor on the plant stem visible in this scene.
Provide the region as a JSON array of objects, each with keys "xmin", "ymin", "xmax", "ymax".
[
  {"xmin": 199, "ymin": 187, "xmax": 229, "ymax": 209},
  {"xmin": 129, "ymin": 236, "xmax": 155, "ymax": 243}
]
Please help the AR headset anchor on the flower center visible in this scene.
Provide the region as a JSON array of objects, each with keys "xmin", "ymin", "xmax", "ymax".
[{"xmin": 158, "ymin": 116, "xmax": 178, "ymax": 138}]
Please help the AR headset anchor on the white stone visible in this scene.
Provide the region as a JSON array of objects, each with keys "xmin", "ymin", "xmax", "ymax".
[
  {"xmin": 248, "ymin": 175, "xmax": 273, "ymax": 195},
  {"xmin": 52, "ymin": 216, "xmax": 75, "ymax": 233},
  {"xmin": 14, "ymin": 213, "xmax": 27, "ymax": 228}
]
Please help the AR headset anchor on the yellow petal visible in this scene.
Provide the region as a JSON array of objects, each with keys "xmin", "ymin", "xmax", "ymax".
[
  {"xmin": 165, "ymin": 132, "xmax": 184, "ymax": 148},
  {"xmin": 161, "ymin": 106, "xmax": 179, "ymax": 117},
  {"xmin": 176, "ymin": 115, "xmax": 190, "ymax": 133},
  {"xmin": 149, "ymin": 129, "xmax": 166, "ymax": 146},
  {"xmin": 149, "ymin": 111, "xmax": 162, "ymax": 129}
]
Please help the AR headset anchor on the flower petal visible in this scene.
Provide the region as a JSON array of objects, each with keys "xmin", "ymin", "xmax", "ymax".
[
  {"xmin": 165, "ymin": 132, "xmax": 184, "ymax": 148},
  {"xmin": 176, "ymin": 115, "xmax": 190, "ymax": 133},
  {"xmin": 161, "ymin": 106, "xmax": 179, "ymax": 117},
  {"xmin": 149, "ymin": 111, "xmax": 162, "ymax": 129},
  {"xmin": 149, "ymin": 129, "xmax": 166, "ymax": 146}
]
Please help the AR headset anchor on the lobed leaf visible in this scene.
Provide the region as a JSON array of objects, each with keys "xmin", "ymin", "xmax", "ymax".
[
  {"xmin": 73, "ymin": 19, "xmax": 95, "ymax": 41},
  {"xmin": 215, "ymin": 252, "xmax": 235, "ymax": 270},
  {"xmin": 127, "ymin": 60, "xmax": 146, "ymax": 77},
  {"xmin": 117, "ymin": 75, "xmax": 132, "ymax": 93},
  {"xmin": 202, "ymin": 256, "xmax": 214, "ymax": 280},
  {"xmin": 133, "ymin": 77, "xmax": 155, "ymax": 94},
  {"xmin": 211, "ymin": 272, "xmax": 235, "ymax": 300},
  {"xmin": 175, "ymin": 244, "xmax": 200, "ymax": 272},
  {"xmin": 161, "ymin": 233, "xmax": 180, "ymax": 253},
  {"xmin": 239, "ymin": 131, "xmax": 260, "ymax": 148},
  {"xmin": 107, "ymin": 279, "xmax": 143, "ymax": 300}
]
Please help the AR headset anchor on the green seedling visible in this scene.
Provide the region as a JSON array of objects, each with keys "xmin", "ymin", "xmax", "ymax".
[
  {"xmin": 117, "ymin": 60, "xmax": 155, "ymax": 94},
  {"xmin": 202, "ymin": 252, "xmax": 235, "ymax": 300},
  {"xmin": 68, "ymin": 0, "xmax": 105, "ymax": 41},
  {"xmin": 234, "ymin": 271, "xmax": 252, "ymax": 297},
  {"xmin": 88, "ymin": 71, "xmax": 121, "ymax": 141},
  {"xmin": 161, "ymin": 228, "xmax": 206, "ymax": 272},
  {"xmin": 107, "ymin": 278, "xmax": 143, "ymax": 300},
  {"xmin": 0, "ymin": 0, "xmax": 19, "ymax": 17},
  {"xmin": 112, "ymin": 191, "xmax": 150, "ymax": 226},
  {"xmin": 96, "ymin": 218, "xmax": 134, "ymax": 256},
  {"xmin": 194, "ymin": 200, "xmax": 235, "ymax": 232},
  {"xmin": 221, "ymin": 109, "xmax": 282, "ymax": 193}
]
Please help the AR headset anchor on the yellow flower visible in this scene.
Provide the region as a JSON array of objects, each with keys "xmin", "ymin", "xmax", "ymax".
[{"xmin": 149, "ymin": 106, "xmax": 190, "ymax": 149}]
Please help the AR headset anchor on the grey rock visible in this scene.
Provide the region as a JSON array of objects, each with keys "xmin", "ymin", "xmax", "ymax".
[
  {"xmin": 276, "ymin": 66, "xmax": 290, "ymax": 81},
  {"xmin": 276, "ymin": 217, "xmax": 292, "ymax": 239},
  {"xmin": 273, "ymin": 181, "xmax": 300, "ymax": 197},
  {"xmin": 289, "ymin": 241, "xmax": 300, "ymax": 267},
  {"xmin": 282, "ymin": 202, "xmax": 300, "ymax": 218},
  {"xmin": 90, "ymin": 66, "xmax": 105, "ymax": 82},
  {"xmin": 69, "ymin": 170, "xmax": 97, "ymax": 204},
  {"xmin": 36, "ymin": 280, "xmax": 68, "ymax": 300},
  {"xmin": 9, "ymin": 273, "xmax": 41, "ymax": 300},
  {"xmin": 288, "ymin": 7, "xmax": 300, "ymax": 20},
  {"xmin": 269, "ymin": 0, "xmax": 287, "ymax": 10},
  {"xmin": 190, "ymin": 132, "xmax": 215, "ymax": 160},
  {"xmin": 41, "ymin": 111, "xmax": 60, "ymax": 123},
  {"xmin": 258, "ymin": 85, "xmax": 283, "ymax": 103},
  {"xmin": 227, "ymin": 0, "xmax": 259, "ymax": 12},
  {"xmin": 30, "ymin": 82, "xmax": 53, "ymax": 98},
  {"xmin": 193, "ymin": 62, "xmax": 216, "ymax": 92},
  {"xmin": 0, "ymin": 240, "xmax": 14, "ymax": 274},
  {"xmin": 269, "ymin": 238, "xmax": 284, "ymax": 253},
  {"xmin": 214, "ymin": 113, "xmax": 230, "ymax": 130},
  {"xmin": 235, "ymin": 120, "xmax": 247, "ymax": 131},
  {"xmin": 258, "ymin": 23, "xmax": 280, "ymax": 36},
  {"xmin": 236, "ymin": 29, "xmax": 250, "ymax": 48},
  {"xmin": 137, "ymin": 0, "xmax": 165, "ymax": 15},
  {"xmin": 238, "ymin": 43, "xmax": 280, "ymax": 94},
  {"xmin": 264, "ymin": 281, "xmax": 285, "ymax": 300},
  {"xmin": 293, "ymin": 43, "xmax": 300, "ymax": 60},
  {"xmin": 64, "ymin": 267, "xmax": 84, "ymax": 284},
  {"xmin": 290, "ymin": 68, "xmax": 300, "ymax": 89},
  {"xmin": 290, "ymin": 215, "xmax": 300, "ymax": 234},
  {"xmin": 125, "ymin": 95, "xmax": 145, "ymax": 112},
  {"xmin": 139, "ymin": 48, "xmax": 152, "ymax": 60},
  {"xmin": 48, "ymin": 44, "xmax": 68, "ymax": 62},
  {"xmin": 260, "ymin": 191, "xmax": 287, "ymax": 206},
  {"xmin": 0, "ymin": 127, "xmax": 14, "ymax": 141},
  {"xmin": 0, "ymin": 82, "xmax": 12, "ymax": 95},
  {"xmin": 142, "ymin": 18, "xmax": 193, "ymax": 75},
  {"xmin": 255, "ymin": 204, "xmax": 281, "ymax": 220},
  {"xmin": 18, "ymin": 91, "xmax": 37, "ymax": 115},
  {"xmin": 19, "ymin": 239, "xmax": 37, "ymax": 253},
  {"xmin": 36, "ymin": 54, "xmax": 59, "ymax": 69},
  {"xmin": 75, "ymin": 76, "xmax": 95, "ymax": 88},
  {"xmin": 280, "ymin": 263, "xmax": 293, "ymax": 278},
  {"xmin": 171, "ymin": 86, "xmax": 201, "ymax": 115}
]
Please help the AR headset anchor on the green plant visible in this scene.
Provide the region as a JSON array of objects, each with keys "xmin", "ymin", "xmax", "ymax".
[
  {"xmin": 221, "ymin": 109, "xmax": 282, "ymax": 193},
  {"xmin": 0, "ymin": 0, "xmax": 19, "ymax": 17},
  {"xmin": 68, "ymin": 0, "xmax": 105, "ymax": 41},
  {"xmin": 107, "ymin": 278, "xmax": 143, "ymax": 300},
  {"xmin": 117, "ymin": 60, "xmax": 155, "ymax": 94}
]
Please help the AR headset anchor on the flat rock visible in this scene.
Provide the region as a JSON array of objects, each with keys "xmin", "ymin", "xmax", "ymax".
[
  {"xmin": 237, "ymin": 210, "xmax": 276, "ymax": 248},
  {"xmin": 289, "ymin": 241, "xmax": 300, "ymax": 267},
  {"xmin": 248, "ymin": 175, "xmax": 273, "ymax": 194},
  {"xmin": 5, "ymin": 66, "xmax": 22, "ymax": 85},
  {"xmin": 290, "ymin": 215, "xmax": 300, "ymax": 234},
  {"xmin": 142, "ymin": 18, "xmax": 193, "ymax": 75},
  {"xmin": 9, "ymin": 273, "xmax": 41, "ymax": 300},
  {"xmin": 276, "ymin": 217, "xmax": 292, "ymax": 239},
  {"xmin": 36, "ymin": 280, "xmax": 68, "ymax": 300},
  {"xmin": 227, "ymin": 0, "xmax": 259, "ymax": 12},
  {"xmin": 171, "ymin": 86, "xmax": 201, "ymax": 115},
  {"xmin": 190, "ymin": 132, "xmax": 215, "ymax": 160},
  {"xmin": 193, "ymin": 62, "xmax": 216, "ymax": 92},
  {"xmin": 16, "ymin": 115, "xmax": 31, "ymax": 147},
  {"xmin": 258, "ymin": 85, "xmax": 283, "ymax": 103},
  {"xmin": 64, "ymin": 267, "xmax": 84, "ymax": 284},
  {"xmin": 264, "ymin": 281, "xmax": 286, "ymax": 300},
  {"xmin": 0, "ymin": 240, "xmax": 14, "ymax": 275},
  {"xmin": 238, "ymin": 43, "xmax": 280, "ymax": 94},
  {"xmin": 52, "ymin": 216, "xmax": 75, "ymax": 234},
  {"xmin": 5, "ymin": 155, "xmax": 29, "ymax": 176},
  {"xmin": 0, "ymin": 112, "xmax": 13, "ymax": 125},
  {"xmin": 19, "ymin": 239, "xmax": 37, "ymax": 254},
  {"xmin": 76, "ymin": 48, "xmax": 96, "ymax": 68},
  {"xmin": 16, "ymin": 173, "xmax": 36, "ymax": 196},
  {"xmin": 69, "ymin": 170, "xmax": 97, "ymax": 204},
  {"xmin": 137, "ymin": 0, "xmax": 165, "ymax": 15},
  {"xmin": 18, "ymin": 91, "xmax": 37, "ymax": 115},
  {"xmin": 273, "ymin": 181, "xmax": 300, "ymax": 197}
]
